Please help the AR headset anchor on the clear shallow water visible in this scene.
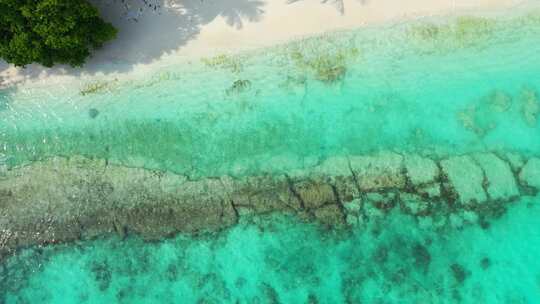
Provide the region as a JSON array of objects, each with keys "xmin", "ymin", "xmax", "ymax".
[
  {"xmin": 2, "ymin": 11, "xmax": 540, "ymax": 177},
  {"xmin": 2, "ymin": 197, "xmax": 540, "ymax": 303},
  {"xmin": 2, "ymin": 8, "xmax": 540, "ymax": 304}
]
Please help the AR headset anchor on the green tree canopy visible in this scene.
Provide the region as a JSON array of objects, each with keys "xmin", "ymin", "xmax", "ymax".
[{"xmin": 0, "ymin": 0, "xmax": 117, "ymax": 67}]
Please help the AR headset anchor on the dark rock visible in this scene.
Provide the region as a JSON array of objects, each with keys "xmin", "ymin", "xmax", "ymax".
[
  {"xmin": 197, "ymin": 273, "xmax": 231, "ymax": 301},
  {"xmin": 235, "ymin": 277, "xmax": 247, "ymax": 288},
  {"xmin": 90, "ymin": 260, "xmax": 112, "ymax": 291},
  {"xmin": 452, "ymin": 289, "xmax": 462, "ymax": 302},
  {"xmin": 308, "ymin": 294, "xmax": 319, "ymax": 304},
  {"xmin": 88, "ymin": 108, "xmax": 99, "ymax": 119},
  {"xmin": 166, "ymin": 263, "xmax": 178, "ymax": 281},
  {"xmin": 313, "ymin": 204, "xmax": 344, "ymax": 226},
  {"xmin": 390, "ymin": 268, "xmax": 408, "ymax": 285},
  {"xmin": 232, "ymin": 176, "xmax": 301, "ymax": 213},
  {"xmin": 478, "ymin": 216, "xmax": 491, "ymax": 230},
  {"xmin": 261, "ymin": 283, "xmax": 280, "ymax": 304},
  {"xmin": 450, "ymin": 263, "xmax": 469, "ymax": 284},
  {"xmin": 332, "ymin": 176, "xmax": 360, "ymax": 204},
  {"xmin": 116, "ymin": 286, "xmax": 135, "ymax": 301},
  {"xmin": 373, "ymin": 245, "xmax": 389, "ymax": 264},
  {"xmin": 474, "ymin": 201, "xmax": 508, "ymax": 220},
  {"xmin": 480, "ymin": 257, "xmax": 491, "ymax": 270},
  {"xmin": 412, "ymin": 243, "xmax": 431, "ymax": 272},
  {"xmin": 292, "ymin": 179, "xmax": 336, "ymax": 209},
  {"xmin": 226, "ymin": 79, "xmax": 251, "ymax": 95}
]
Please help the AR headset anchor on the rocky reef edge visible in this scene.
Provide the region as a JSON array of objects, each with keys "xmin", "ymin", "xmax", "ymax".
[{"xmin": 1, "ymin": 150, "xmax": 539, "ymax": 260}]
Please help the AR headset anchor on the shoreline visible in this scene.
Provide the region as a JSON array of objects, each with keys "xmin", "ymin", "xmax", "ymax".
[{"xmin": 0, "ymin": 0, "xmax": 532, "ymax": 89}]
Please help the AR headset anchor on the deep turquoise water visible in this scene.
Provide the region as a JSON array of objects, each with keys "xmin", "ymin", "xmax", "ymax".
[
  {"xmin": 2, "ymin": 197, "xmax": 540, "ymax": 304},
  {"xmin": 2, "ymin": 8, "xmax": 540, "ymax": 303}
]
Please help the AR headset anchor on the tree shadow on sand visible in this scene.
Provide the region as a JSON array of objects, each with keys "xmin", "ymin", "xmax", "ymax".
[
  {"xmin": 286, "ymin": 0, "xmax": 367, "ymax": 15},
  {"xmin": 0, "ymin": 0, "xmax": 265, "ymax": 87}
]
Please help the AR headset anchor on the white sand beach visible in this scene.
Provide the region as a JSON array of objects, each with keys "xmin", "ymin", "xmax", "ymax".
[{"xmin": 0, "ymin": 0, "xmax": 527, "ymax": 88}]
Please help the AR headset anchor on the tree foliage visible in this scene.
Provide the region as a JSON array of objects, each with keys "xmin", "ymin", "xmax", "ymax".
[{"xmin": 0, "ymin": 0, "xmax": 117, "ymax": 67}]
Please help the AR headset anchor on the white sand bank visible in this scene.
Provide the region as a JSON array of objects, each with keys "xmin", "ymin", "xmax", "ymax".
[{"xmin": 0, "ymin": 0, "xmax": 528, "ymax": 88}]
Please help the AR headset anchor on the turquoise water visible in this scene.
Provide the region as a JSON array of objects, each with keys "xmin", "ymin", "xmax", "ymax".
[
  {"xmin": 2, "ymin": 8, "xmax": 540, "ymax": 303},
  {"xmin": 2, "ymin": 197, "xmax": 540, "ymax": 304},
  {"xmin": 3, "ymin": 12, "xmax": 540, "ymax": 177}
]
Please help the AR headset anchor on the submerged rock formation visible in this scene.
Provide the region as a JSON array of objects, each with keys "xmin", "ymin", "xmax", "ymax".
[
  {"xmin": 457, "ymin": 86, "xmax": 540, "ymax": 137},
  {"xmin": 0, "ymin": 151, "xmax": 538, "ymax": 259},
  {"xmin": 441, "ymin": 155, "xmax": 487, "ymax": 205}
]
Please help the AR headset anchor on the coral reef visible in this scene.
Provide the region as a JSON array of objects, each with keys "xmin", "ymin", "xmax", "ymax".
[
  {"xmin": 80, "ymin": 79, "xmax": 119, "ymax": 96},
  {"xmin": 0, "ymin": 149, "xmax": 538, "ymax": 260},
  {"xmin": 201, "ymin": 54, "xmax": 244, "ymax": 73},
  {"xmin": 226, "ymin": 79, "xmax": 252, "ymax": 95},
  {"xmin": 287, "ymin": 38, "xmax": 360, "ymax": 84},
  {"xmin": 456, "ymin": 90, "xmax": 512, "ymax": 137},
  {"xmin": 520, "ymin": 87, "xmax": 540, "ymax": 127},
  {"xmin": 520, "ymin": 157, "xmax": 540, "ymax": 189},
  {"xmin": 408, "ymin": 16, "xmax": 497, "ymax": 53},
  {"xmin": 472, "ymin": 153, "xmax": 519, "ymax": 201},
  {"xmin": 450, "ymin": 263, "xmax": 470, "ymax": 284},
  {"xmin": 441, "ymin": 155, "xmax": 487, "ymax": 205},
  {"xmin": 457, "ymin": 87, "xmax": 539, "ymax": 137}
]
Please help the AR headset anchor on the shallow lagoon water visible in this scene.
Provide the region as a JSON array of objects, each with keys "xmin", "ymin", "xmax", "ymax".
[
  {"xmin": 3, "ymin": 11, "xmax": 540, "ymax": 177},
  {"xmin": 1, "ymin": 8, "xmax": 540, "ymax": 304}
]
